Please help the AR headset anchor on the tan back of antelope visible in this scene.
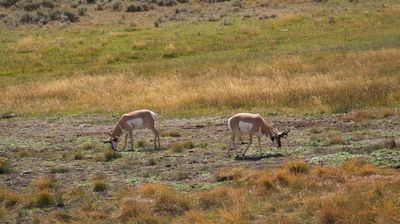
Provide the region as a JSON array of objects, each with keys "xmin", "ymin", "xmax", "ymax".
[
  {"xmin": 228, "ymin": 113, "xmax": 289, "ymax": 157},
  {"xmin": 103, "ymin": 109, "xmax": 160, "ymax": 151}
]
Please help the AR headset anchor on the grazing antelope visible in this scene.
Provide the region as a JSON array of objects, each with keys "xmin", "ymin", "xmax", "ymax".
[
  {"xmin": 103, "ymin": 109, "xmax": 160, "ymax": 151},
  {"xmin": 228, "ymin": 113, "xmax": 290, "ymax": 156}
]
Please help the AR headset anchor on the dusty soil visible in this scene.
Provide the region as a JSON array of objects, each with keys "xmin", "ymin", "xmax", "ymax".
[{"xmin": 1, "ymin": 113, "xmax": 399, "ymax": 192}]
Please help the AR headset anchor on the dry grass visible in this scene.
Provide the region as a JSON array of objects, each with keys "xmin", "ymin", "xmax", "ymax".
[
  {"xmin": 327, "ymin": 136, "xmax": 345, "ymax": 145},
  {"xmin": 35, "ymin": 190, "xmax": 54, "ymax": 208},
  {"xmin": 214, "ymin": 167, "xmax": 248, "ymax": 182},
  {"xmin": 0, "ymin": 189, "xmax": 21, "ymax": 208},
  {"xmin": 284, "ymin": 160, "xmax": 309, "ymax": 175},
  {"xmin": 2, "ymin": 160, "xmax": 400, "ymax": 223},
  {"xmin": 113, "ymin": 198, "xmax": 148, "ymax": 221},
  {"xmin": 196, "ymin": 186, "xmax": 236, "ymax": 210},
  {"xmin": 340, "ymin": 110, "xmax": 376, "ymax": 122},
  {"xmin": 1, "ymin": 48, "xmax": 399, "ymax": 115},
  {"xmin": 341, "ymin": 160, "xmax": 377, "ymax": 176},
  {"xmin": 138, "ymin": 183, "xmax": 190, "ymax": 215},
  {"xmin": 103, "ymin": 150, "xmax": 122, "ymax": 162},
  {"xmin": 32, "ymin": 176, "xmax": 54, "ymax": 191},
  {"xmin": 384, "ymin": 138, "xmax": 397, "ymax": 149},
  {"xmin": 0, "ymin": 158, "xmax": 10, "ymax": 174},
  {"xmin": 91, "ymin": 175, "xmax": 107, "ymax": 192}
]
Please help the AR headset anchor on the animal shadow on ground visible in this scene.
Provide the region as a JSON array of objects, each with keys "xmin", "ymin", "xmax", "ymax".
[
  {"xmin": 234, "ymin": 153, "xmax": 284, "ymax": 161},
  {"xmin": 133, "ymin": 147, "xmax": 166, "ymax": 153}
]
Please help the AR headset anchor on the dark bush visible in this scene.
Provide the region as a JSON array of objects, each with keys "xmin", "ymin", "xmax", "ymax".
[
  {"xmin": 70, "ymin": 0, "xmax": 79, "ymax": 8},
  {"xmin": 42, "ymin": 0, "xmax": 54, "ymax": 8},
  {"xmin": 96, "ymin": 3, "xmax": 103, "ymax": 10},
  {"xmin": 0, "ymin": 0, "xmax": 19, "ymax": 7},
  {"xmin": 164, "ymin": 0, "xmax": 177, "ymax": 6},
  {"xmin": 63, "ymin": 10, "xmax": 79, "ymax": 22},
  {"xmin": 35, "ymin": 7, "xmax": 52, "ymax": 24},
  {"xmin": 111, "ymin": 0, "xmax": 122, "ymax": 11},
  {"xmin": 18, "ymin": 0, "xmax": 42, "ymax": 11},
  {"xmin": 176, "ymin": 0, "xmax": 189, "ymax": 3},
  {"xmin": 126, "ymin": 4, "xmax": 140, "ymax": 12},
  {"xmin": 87, "ymin": 0, "xmax": 96, "ymax": 3},
  {"xmin": 20, "ymin": 12, "xmax": 33, "ymax": 23},
  {"xmin": 50, "ymin": 9, "xmax": 61, "ymax": 20},
  {"xmin": 78, "ymin": 5, "xmax": 87, "ymax": 15}
]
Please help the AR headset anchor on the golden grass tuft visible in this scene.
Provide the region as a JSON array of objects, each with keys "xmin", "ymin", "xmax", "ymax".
[
  {"xmin": 315, "ymin": 208, "xmax": 341, "ymax": 224},
  {"xmin": 138, "ymin": 183, "xmax": 190, "ymax": 215},
  {"xmin": 32, "ymin": 176, "xmax": 54, "ymax": 191},
  {"xmin": 341, "ymin": 160, "xmax": 377, "ymax": 176},
  {"xmin": 196, "ymin": 186, "xmax": 235, "ymax": 210},
  {"xmin": 273, "ymin": 169, "xmax": 295, "ymax": 187},
  {"xmin": 340, "ymin": 111, "xmax": 376, "ymax": 122},
  {"xmin": 381, "ymin": 108, "xmax": 397, "ymax": 118},
  {"xmin": 248, "ymin": 171, "xmax": 276, "ymax": 192},
  {"xmin": 284, "ymin": 160, "xmax": 309, "ymax": 175},
  {"xmin": 215, "ymin": 167, "xmax": 248, "ymax": 182},
  {"xmin": 91, "ymin": 175, "xmax": 107, "ymax": 192},
  {"xmin": 1, "ymin": 189, "xmax": 21, "ymax": 208},
  {"xmin": 313, "ymin": 166, "xmax": 345, "ymax": 182},
  {"xmin": 113, "ymin": 198, "xmax": 147, "ymax": 221},
  {"xmin": 35, "ymin": 190, "xmax": 55, "ymax": 208},
  {"xmin": 327, "ymin": 136, "xmax": 345, "ymax": 145},
  {"xmin": 138, "ymin": 183, "xmax": 169, "ymax": 197}
]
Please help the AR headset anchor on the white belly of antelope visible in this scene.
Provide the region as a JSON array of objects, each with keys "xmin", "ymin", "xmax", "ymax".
[
  {"xmin": 238, "ymin": 121, "xmax": 253, "ymax": 134},
  {"xmin": 128, "ymin": 118, "xmax": 144, "ymax": 129}
]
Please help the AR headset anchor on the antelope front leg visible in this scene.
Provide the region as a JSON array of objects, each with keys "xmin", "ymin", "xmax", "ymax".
[
  {"xmin": 242, "ymin": 135, "xmax": 253, "ymax": 156},
  {"xmin": 151, "ymin": 127, "xmax": 160, "ymax": 150},
  {"xmin": 129, "ymin": 130, "xmax": 134, "ymax": 151},
  {"xmin": 122, "ymin": 133, "xmax": 129, "ymax": 151},
  {"xmin": 232, "ymin": 134, "xmax": 239, "ymax": 157},
  {"xmin": 258, "ymin": 136, "xmax": 262, "ymax": 155}
]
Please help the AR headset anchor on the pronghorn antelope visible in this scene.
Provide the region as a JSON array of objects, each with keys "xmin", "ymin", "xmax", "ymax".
[
  {"xmin": 228, "ymin": 113, "xmax": 290, "ymax": 156},
  {"xmin": 103, "ymin": 109, "xmax": 160, "ymax": 151}
]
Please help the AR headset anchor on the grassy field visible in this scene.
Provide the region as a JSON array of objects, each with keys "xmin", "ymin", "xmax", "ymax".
[{"xmin": 1, "ymin": 0, "xmax": 399, "ymax": 116}]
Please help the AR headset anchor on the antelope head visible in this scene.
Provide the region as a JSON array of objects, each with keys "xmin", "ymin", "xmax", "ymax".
[
  {"xmin": 102, "ymin": 133, "xmax": 118, "ymax": 150},
  {"xmin": 270, "ymin": 129, "xmax": 290, "ymax": 148}
]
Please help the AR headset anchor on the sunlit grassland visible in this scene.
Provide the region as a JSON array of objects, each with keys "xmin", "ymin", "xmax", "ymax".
[
  {"xmin": 1, "ymin": 160, "xmax": 400, "ymax": 223},
  {"xmin": 1, "ymin": 2, "xmax": 400, "ymax": 116}
]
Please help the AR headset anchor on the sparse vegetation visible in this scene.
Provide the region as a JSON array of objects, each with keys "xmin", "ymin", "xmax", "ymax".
[
  {"xmin": 0, "ymin": 159, "xmax": 10, "ymax": 174},
  {"xmin": 32, "ymin": 176, "xmax": 54, "ymax": 191},
  {"xmin": 92, "ymin": 175, "xmax": 108, "ymax": 192},
  {"xmin": 74, "ymin": 151, "xmax": 84, "ymax": 160},
  {"xmin": 137, "ymin": 140, "xmax": 146, "ymax": 148},
  {"xmin": 161, "ymin": 130, "xmax": 181, "ymax": 138},
  {"xmin": 168, "ymin": 141, "xmax": 194, "ymax": 153},
  {"xmin": 103, "ymin": 150, "xmax": 122, "ymax": 161},
  {"xmin": 285, "ymin": 160, "xmax": 309, "ymax": 174},
  {"xmin": 50, "ymin": 167, "xmax": 69, "ymax": 174},
  {"xmin": 35, "ymin": 190, "xmax": 54, "ymax": 208}
]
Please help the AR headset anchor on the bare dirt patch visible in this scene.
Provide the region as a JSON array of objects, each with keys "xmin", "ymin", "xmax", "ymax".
[{"xmin": 1, "ymin": 112, "xmax": 399, "ymax": 192}]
